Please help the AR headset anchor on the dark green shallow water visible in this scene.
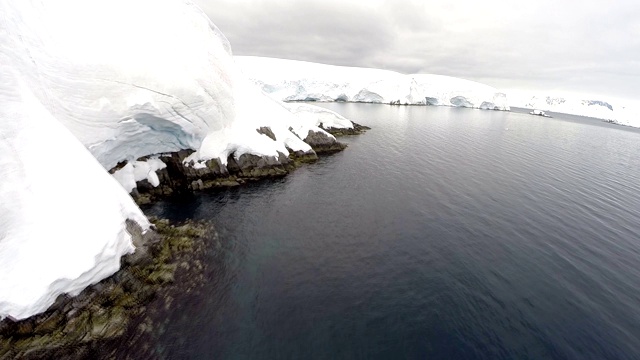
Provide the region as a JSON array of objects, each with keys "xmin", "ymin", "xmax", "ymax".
[{"xmin": 145, "ymin": 104, "xmax": 640, "ymax": 359}]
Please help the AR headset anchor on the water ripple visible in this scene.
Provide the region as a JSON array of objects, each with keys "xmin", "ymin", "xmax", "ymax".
[{"xmin": 146, "ymin": 104, "xmax": 640, "ymax": 360}]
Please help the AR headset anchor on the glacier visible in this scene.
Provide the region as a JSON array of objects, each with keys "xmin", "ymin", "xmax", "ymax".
[
  {"xmin": 235, "ymin": 56, "xmax": 510, "ymax": 111},
  {"xmin": 1, "ymin": 0, "xmax": 350, "ymax": 321},
  {"xmin": 509, "ymin": 93, "xmax": 640, "ymax": 128},
  {"xmin": 0, "ymin": 0, "xmax": 237, "ymax": 171}
]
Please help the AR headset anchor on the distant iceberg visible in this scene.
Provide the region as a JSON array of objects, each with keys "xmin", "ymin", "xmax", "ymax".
[
  {"xmin": 530, "ymin": 109, "xmax": 552, "ymax": 117},
  {"xmin": 235, "ymin": 56, "xmax": 510, "ymax": 111}
]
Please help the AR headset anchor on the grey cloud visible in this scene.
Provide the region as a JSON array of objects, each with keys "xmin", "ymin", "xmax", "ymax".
[
  {"xmin": 195, "ymin": 0, "xmax": 640, "ymax": 101},
  {"xmin": 202, "ymin": 1, "xmax": 396, "ymax": 66}
]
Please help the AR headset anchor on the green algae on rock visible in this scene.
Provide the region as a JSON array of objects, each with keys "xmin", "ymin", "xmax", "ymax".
[{"xmin": 0, "ymin": 218, "xmax": 214, "ymax": 360}]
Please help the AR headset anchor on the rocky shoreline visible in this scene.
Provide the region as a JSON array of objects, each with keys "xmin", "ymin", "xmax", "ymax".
[
  {"xmin": 0, "ymin": 124, "xmax": 368, "ymax": 359},
  {"xmin": 120, "ymin": 124, "xmax": 368, "ymax": 205}
]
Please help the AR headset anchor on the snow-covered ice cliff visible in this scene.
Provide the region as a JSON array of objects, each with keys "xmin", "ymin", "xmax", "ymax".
[
  {"xmin": 0, "ymin": 0, "xmax": 347, "ymax": 320},
  {"xmin": 1, "ymin": 0, "xmax": 322, "ymax": 171},
  {"xmin": 0, "ymin": 75, "xmax": 150, "ymax": 320},
  {"xmin": 235, "ymin": 56, "xmax": 510, "ymax": 111}
]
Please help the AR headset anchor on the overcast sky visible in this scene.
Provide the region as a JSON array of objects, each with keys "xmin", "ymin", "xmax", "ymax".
[{"xmin": 194, "ymin": 0, "xmax": 640, "ymax": 102}]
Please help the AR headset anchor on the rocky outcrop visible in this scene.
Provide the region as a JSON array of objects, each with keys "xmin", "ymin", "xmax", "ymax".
[
  {"xmin": 117, "ymin": 125, "xmax": 369, "ymax": 205},
  {"xmin": 128, "ymin": 149, "xmax": 303, "ymax": 204},
  {"xmin": 322, "ymin": 122, "xmax": 370, "ymax": 137},
  {"xmin": 303, "ymin": 130, "xmax": 347, "ymax": 153},
  {"xmin": 0, "ymin": 219, "xmax": 214, "ymax": 360},
  {"xmin": 256, "ymin": 127, "xmax": 277, "ymax": 141}
]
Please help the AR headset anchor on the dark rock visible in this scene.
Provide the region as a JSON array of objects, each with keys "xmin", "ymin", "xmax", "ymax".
[
  {"xmin": 322, "ymin": 122, "xmax": 370, "ymax": 136},
  {"xmin": 219, "ymin": 180, "xmax": 240, "ymax": 187},
  {"xmin": 32, "ymin": 314, "xmax": 64, "ymax": 335},
  {"xmin": 303, "ymin": 130, "xmax": 347, "ymax": 153},
  {"xmin": 122, "ymin": 220, "xmax": 158, "ymax": 267},
  {"xmin": 113, "ymin": 121, "xmax": 366, "ymax": 205},
  {"xmin": 191, "ymin": 179, "xmax": 204, "ymax": 191},
  {"xmin": 288, "ymin": 149, "xmax": 318, "ymax": 164},
  {"xmin": 256, "ymin": 126, "xmax": 277, "ymax": 141},
  {"xmin": 135, "ymin": 178, "xmax": 155, "ymax": 192}
]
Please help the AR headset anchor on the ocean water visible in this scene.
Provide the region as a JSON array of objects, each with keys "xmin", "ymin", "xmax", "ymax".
[{"xmin": 145, "ymin": 104, "xmax": 640, "ymax": 360}]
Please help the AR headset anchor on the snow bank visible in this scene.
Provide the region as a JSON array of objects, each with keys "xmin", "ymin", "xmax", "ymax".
[
  {"xmin": 235, "ymin": 56, "xmax": 510, "ymax": 111},
  {"xmin": 0, "ymin": 77, "xmax": 150, "ymax": 320},
  {"xmin": 283, "ymin": 103, "xmax": 354, "ymax": 130},
  {"xmin": 112, "ymin": 159, "xmax": 167, "ymax": 194},
  {"xmin": 184, "ymin": 79, "xmax": 327, "ymax": 167}
]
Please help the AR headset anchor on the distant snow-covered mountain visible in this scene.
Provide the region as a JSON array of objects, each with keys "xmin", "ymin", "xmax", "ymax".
[{"xmin": 236, "ymin": 56, "xmax": 510, "ymax": 111}]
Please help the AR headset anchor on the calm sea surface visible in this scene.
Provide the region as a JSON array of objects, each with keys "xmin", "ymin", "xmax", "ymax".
[{"xmin": 145, "ymin": 104, "xmax": 640, "ymax": 359}]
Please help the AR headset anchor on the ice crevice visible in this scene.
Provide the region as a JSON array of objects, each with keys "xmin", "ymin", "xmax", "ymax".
[{"xmin": 94, "ymin": 77, "xmax": 194, "ymax": 109}]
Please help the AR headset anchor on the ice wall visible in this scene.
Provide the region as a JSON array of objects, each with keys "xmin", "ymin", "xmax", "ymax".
[{"xmin": 236, "ymin": 56, "xmax": 510, "ymax": 111}]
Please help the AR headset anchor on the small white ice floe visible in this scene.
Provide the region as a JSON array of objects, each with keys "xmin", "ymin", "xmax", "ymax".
[{"xmin": 529, "ymin": 109, "xmax": 552, "ymax": 118}]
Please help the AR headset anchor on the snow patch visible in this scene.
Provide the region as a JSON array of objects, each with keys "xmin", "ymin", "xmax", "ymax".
[
  {"xmin": 283, "ymin": 103, "xmax": 354, "ymax": 130},
  {"xmin": 184, "ymin": 79, "xmax": 318, "ymax": 166}
]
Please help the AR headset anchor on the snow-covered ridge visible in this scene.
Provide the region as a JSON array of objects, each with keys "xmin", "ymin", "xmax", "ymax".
[
  {"xmin": 510, "ymin": 94, "xmax": 640, "ymax": 128},
  {"xmin": 235, "ymin": 56, "xmax": 510, "ymax": 111}
]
